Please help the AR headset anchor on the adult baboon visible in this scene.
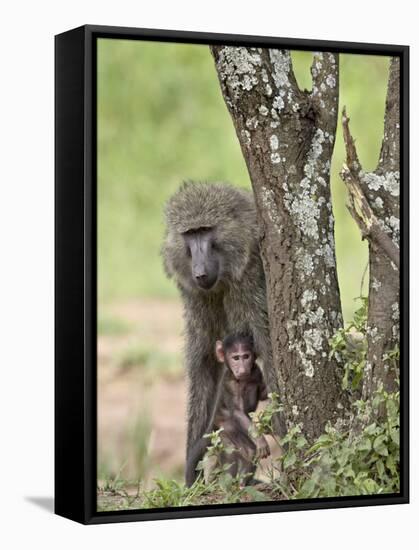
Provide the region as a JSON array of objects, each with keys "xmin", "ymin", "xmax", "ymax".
[{"xmin": 162, "ymin": 181, "xmax": 281, "ymax": 484}]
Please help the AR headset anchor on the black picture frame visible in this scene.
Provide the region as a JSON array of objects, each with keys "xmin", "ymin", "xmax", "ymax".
[{"xmin": 55, "ymin": 24, "xmax": 409, "ymax": 525}]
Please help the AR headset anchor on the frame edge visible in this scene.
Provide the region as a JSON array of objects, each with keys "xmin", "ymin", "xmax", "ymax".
[{"xmin": 55, "ymin": 25, "xmax": 88, "ymax": 525}]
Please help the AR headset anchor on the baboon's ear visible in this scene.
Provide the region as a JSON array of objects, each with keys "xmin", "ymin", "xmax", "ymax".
[{"xmin": 215, "ymin": 340, "xmax": 225, "ymax": 363}]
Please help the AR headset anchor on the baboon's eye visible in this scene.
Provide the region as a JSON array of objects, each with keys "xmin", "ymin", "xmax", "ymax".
[{"xmin": 183, "ymin": 226, "xmax": 212, "ymax": 235}]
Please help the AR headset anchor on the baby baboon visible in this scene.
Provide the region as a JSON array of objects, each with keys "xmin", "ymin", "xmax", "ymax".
[
  {"xmin": 186, "ymin": 333, "xmax": 270, "ymax": 486},
  {"xmin": 163, "ymin": 181, "xmax": 282, "ymax": 485}
]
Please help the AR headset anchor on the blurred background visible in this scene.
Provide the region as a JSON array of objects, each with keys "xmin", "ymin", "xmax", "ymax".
[{"xmin": 97, "ymin": 39, "xmax": 390, "ymax": 488}]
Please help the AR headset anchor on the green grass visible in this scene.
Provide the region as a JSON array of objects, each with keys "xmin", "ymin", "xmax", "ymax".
[
  {"xmin": 98, "ymin": 409, "xmax": 152, "ymax": 482},
  {"xmin": 98, "ymin": 40, "xmax": 390, "ymax": 322},
  {"xmin": 97, "ymin": 473, "xmax": 275, "ymax": 512}
]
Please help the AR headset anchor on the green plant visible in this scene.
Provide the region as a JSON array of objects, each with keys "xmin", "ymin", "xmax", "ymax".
[
  {"xmin": 250, "ymin": 392, "xmax": 284, "ymax": 447},
  {"xmin": 196, "ymin": 429, "xmax": 266, "ymax": 503},
  {"xmin": 141, "ymin": 478, "xmax": 208, "ymax": 508},
  {"xmin": 131, "ymin": 413, "xmax": 152, "ymax": 480},
  {"xmin": 249, "ymin": 383, "xmax": 399, "ymax": 501},
  {"xmin": 98, "ymin": 460, "xmax": 128, "ymax": 494}
]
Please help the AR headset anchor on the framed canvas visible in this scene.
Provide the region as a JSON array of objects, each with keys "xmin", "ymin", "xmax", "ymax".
[{"xmin": 55, "ymin": 24, "xmax": 409, "ymax": 524}]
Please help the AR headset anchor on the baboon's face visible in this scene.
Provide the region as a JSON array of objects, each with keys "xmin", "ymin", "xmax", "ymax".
[
  {"xmin": 225, "ymin": 343, "xmax": 254, "ymax": 381},
  {"xmin": 182, "ymin": 227, "xmax": 220, "ymax": 290}
]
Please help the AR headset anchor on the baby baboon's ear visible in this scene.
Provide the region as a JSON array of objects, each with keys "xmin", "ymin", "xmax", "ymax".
[{"xmin": 215, "ymin": 340, "xmax": 225, "ymax": 363}]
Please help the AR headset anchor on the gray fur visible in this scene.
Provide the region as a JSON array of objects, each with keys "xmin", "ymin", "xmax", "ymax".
[{"xmin": 162, "ymin": 181, "xmax": 282, "ymax": 483}]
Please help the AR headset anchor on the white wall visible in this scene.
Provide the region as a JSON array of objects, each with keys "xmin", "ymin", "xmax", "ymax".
[{"xmin": 0, "ymin": 1, "xmax": 415, "ymax": 548}]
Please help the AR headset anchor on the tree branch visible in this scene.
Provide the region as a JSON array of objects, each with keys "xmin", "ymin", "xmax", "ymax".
[
  {"xmin": 340, "ymin": 163, "xmax": 400, "ymax": 269},
  {"xmin": 311, "ymin": 53, "xmax": 339, "ymax": 134}
]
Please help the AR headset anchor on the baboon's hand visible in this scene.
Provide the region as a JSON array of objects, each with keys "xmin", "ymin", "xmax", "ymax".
[{"xmin": 256, "ymin": 437, "xmax": 270, "ymax": 459}]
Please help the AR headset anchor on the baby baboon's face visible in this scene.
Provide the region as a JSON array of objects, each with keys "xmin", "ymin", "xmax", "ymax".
[
  {"xmin": 225, "ymin": 343, "xmax": 254, "ymax": 381},
  {"xmin": 182, "ymin": 227, "xmax": 220, "ymax": 290}
]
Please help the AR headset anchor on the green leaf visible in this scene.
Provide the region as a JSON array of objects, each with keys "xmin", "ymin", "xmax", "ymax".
[
  {"xmin": 283, "ymin": 451, "xmax": 297, "ymax": 469},
  {"xmin": 386, "ymin": 454, "xmax": 397, "ymax": 474},
  {"xmin": 342, "ymin": 465, "xmax": 355, "ymax": 479},
  {"xmin": 390, "ymin": 428, "xmax": 400, "ymax": 446},
  {"xmin": 323, "ymin": 477, "xmax": 337, "ymax": 496},
  {"xmin": 362, "ymin": 478, "xmax": 379, "ymax": 494},
  {"xmin": 386, "ymin": 397, "xmax": 398, "ymax": 419},
  {"xmin": 337, "ymin": 447, "xmax": 351, "ymax": 467},
  {"xmin": 300, "ymin": 478, "xmax": 316, "ymax": 497},
  {"xmin": 342, "ymin": 370, "xmax": 349, "ymax": 390},
  {"xmin": 357, "ymin": 438, "xmax": 372, "ymax": 452},
  {"xmin": 376, "ymin": 459, "xmax": 385, "ymax": 478},
  {"xmin": 352, "ymin": 370, "xmax": 363, "ymax": 390},
  {"xmin": 364, "ymin": 423, "xmax": 378, "ymax": 436},
  {"xmin": 355, "ymin": 471, "xmax": 368, "ymax": 483},
  {"xmin": 218, "ymin": 472, "xmax": 233, "ymax": 491},
  {"xmin": 373, "ymin": 435, "xmax": 389, "ymax": 456},
  {"xmin": 296, "ymin": 436, "xmax": 308, "ymax": 449}
]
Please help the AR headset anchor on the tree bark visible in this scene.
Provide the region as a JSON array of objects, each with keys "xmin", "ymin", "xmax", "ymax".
[
  {"xmin": 340, "ymin": 58, "xmax": 400, "ymax": 400},
  {"xmin": 210, "ymin": 46, "xmax": 346, "ymax": 441}
]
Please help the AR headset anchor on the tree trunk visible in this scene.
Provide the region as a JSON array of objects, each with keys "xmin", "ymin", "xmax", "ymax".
[
  {"xmin": 341, "ymin": 58, "xmax": 400, "ymax": 400},
  {"xmin": 210, "ymin": 46, "xmax": 346, "ymax": 441}
]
